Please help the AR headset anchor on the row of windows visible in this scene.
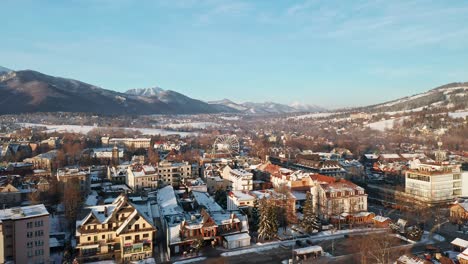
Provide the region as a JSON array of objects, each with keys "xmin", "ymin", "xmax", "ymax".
[
  {"xmin": 27, "ymin": 230, "xmax": 44, "ymax": 238},
  {"xmin": 27, "ymin": 220, "xmax": 44, "ymax": 229},
  {"xmin": 27, "ymin": 240, "xmax": 44, "ymax": 248},
  {"xmin": 407, "ymin": 173, "xmax": 431, "ymax": 182},
  {"xmin": 27, "ymin": 249, "xmax": 45, "ymax": 257},
  {"xmin": 124, "ymin": 233, "xmax": 150, "ymax": 240}
]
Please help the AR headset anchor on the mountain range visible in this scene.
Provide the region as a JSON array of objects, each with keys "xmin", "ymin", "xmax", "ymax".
[
  {"xmin": 0, "ymin": 66, "xmax": 466, "ymax": 116},
  {"xmin": 0, "ymin": 68, "xmax": 325, "ymax": 115}
]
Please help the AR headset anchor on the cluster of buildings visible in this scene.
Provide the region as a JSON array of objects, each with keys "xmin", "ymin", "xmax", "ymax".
[{"xmin": 157, "ymin": 185, "xmax": 250, "ymax": 258}]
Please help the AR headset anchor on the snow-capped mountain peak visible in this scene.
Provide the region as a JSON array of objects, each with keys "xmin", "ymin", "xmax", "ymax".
[{"xmin": 125, "ymin": 87, "xmax": 165, "ymax": 97}]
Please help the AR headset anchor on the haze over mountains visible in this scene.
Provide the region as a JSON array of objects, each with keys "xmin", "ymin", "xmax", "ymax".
[
  {"xmin": 0, "ymin": 67, "xmax": 466, "ymax": 116},
  {"xmin": 0, "ymin": 66, "xmax": 12, "ymax": 74}
]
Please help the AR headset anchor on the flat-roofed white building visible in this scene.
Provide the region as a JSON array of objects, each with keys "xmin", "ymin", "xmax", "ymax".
[
  {"xmin": 221, "ymin": 166, "xmax": 253, "ymax": 191},
  {"xmin": 127, "ymin": 165, "xmax": 158, "ymax": 191},
  {"xmin": 405, "ymin": 162, "xmax": 463, "ymax": 205},
  {"xmin": 157, "ymin": 160, "xmax": 192, "ymax": 187},
  {"xmin": 102, "ymin": 137, "xmax": 152, "ymax": 149},
  {"xmin": 227, "ymin": 191, "xmax": 256, "ymax": 211}
]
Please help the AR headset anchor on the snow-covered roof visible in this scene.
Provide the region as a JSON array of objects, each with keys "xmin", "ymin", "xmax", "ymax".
[
  {"xmin": 458, "ymin": 248, "xmax": 468, "ymax": 260},
  {"xmin": 230, "ymin": 191, "xmax": 255, "ymax": 201},
  {"xmin": 211, "ymin": 212, "xmax": 240, "ymax": 226},
  {"xmin": 157, "ymin": 186, "xmax": 183, "ymax": 216},
  {"xmin": 396, "ymin": 254, "xmax": 428, "ymax": 264},
  {"xmin": 380, "ymin": 154, "xmax": 401, "ymax": 159},
  {"xmin": 373, "ymin": 215, "xmax": 391, "ymax": 223},
  {"xmin": 0, "ymin": 204, "xmax": 49, "ymax": 220},
  {"xmin": 452, "ymin": 238, "xmax": 468, "ymax": 248},
  {"xmin": 192, "ymin": 191, "xmax": 223, "ymax": 212},
  {"xmin": 168, "ymin": 224, "xmax": 181, "ymax": 244},
  {"xmin": 364, "ymin": 154, "xmax": 378, "ymax": 159},
  {"xmin": 294, "ymin": 245, "xmax": 323, "ymax": 255},
  {"xmin": 223, "ymin": 232, "xmax": 251, "ymax": 242}
]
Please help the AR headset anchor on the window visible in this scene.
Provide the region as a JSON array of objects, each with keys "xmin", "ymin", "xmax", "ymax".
[
  {"xmin": 125, "ymin": 236, "xmax": 131, "ymax": 240},
  {"xmin": 88, "ymin": 236, "xmax": 91, "ymax": 241},
  {"xmin": 454, "ymin": 174, "xmax": 461, "ymax": 180},
  {"xmin": 35, "ymin": 220, "xmax": 43, "ymax": 227},
  {"xmin": 27, "ymin": 222, "xmax": 33, "ymax": 228},
  {"xmin": 27, "ymin": 232, "xmax": 33, "ymax": 238},
  {"xmin": 27, "ymin": 242, "xmax": 33, "ymax": 248},
  {"xmin": 143, "ymin": 233, "xmax": 149, "ymax": 238}
]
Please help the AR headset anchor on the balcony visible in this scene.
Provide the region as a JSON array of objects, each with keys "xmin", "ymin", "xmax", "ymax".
[
  {"xmin": 79, "ymin": 227, "xmax": 118, "ymax": 234},
  {"xmin": 123, "ymin": 242, "xmax": 152, "ymax": 254}
]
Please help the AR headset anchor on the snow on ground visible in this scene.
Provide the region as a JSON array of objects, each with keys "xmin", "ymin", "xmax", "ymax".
[
  {"xmin": 376, "ymin": 92, "xmax": 434, "ymax": 108},
  {"xmin": 367, "ymin": 117, "xmax": 408, "ymax": 131},
  {"xmin": 221, "ymin": 243, "xmax": 282, "ymax": 257},
  {"xmin": 448, "ymin": 111, "xmax": 468, "ymax": 119},
  {"xmin": 219, "ymin": 116, "xmax": 240, "ymax": 120},
  {"xmin": 19, "ymin": 123, "xmax": 197, "ymax": 137},
  {"xmin": 173, "ymin": 257, "xmax": 207, "ymax": 264},
  {"xmin": 289, "ymin": 112, "xmax": 339, "ymax": 120},
  {"xmin": 165, "ymin": 122, "xmax": 219, "ymax": 129},
  {"xmin": 367, "ymin": 119, "xmax": 397, "ymax": 131},
  {"xmin": 85, "ymin": 190, "xmax": 99, "ymax": 206},
  {"xmin": 398, "ymin": 231, "xmax": 445, "ymax": 244},
  {"xmin": 384, "ymin": 106, "xmax": 426, "ymax": 116},
  {"xmin": 221, "ymin": 227, "xmax": 388, "ymax": 257}
]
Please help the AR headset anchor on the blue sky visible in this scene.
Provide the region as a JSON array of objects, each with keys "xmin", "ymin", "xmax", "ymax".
[{"xmin": 1, "ymin": 0, "xmax": 468, "ymax": 108}]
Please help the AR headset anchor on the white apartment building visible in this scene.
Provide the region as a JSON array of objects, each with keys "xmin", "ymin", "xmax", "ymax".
[
  {"xmin": 221, "ymin": 166, "xmax": 253, "ymax": 191},
  {"xmin": 405, "ymin": 162, "xmax": 463, "ymax": 205},
  {"xmin": 157, "ymin": 161, "xmax": 192, "ymax": 187},
  {"xmin": 0, "ymin": 204, "xmax": 50, "ymax": 264},
  {"xmin": 101, "ymin": 137, "xmax": 152, "ymax": 149},
  {"xmin": 127, "ymin": 165, "xmax": 158, "ymax": 191}
]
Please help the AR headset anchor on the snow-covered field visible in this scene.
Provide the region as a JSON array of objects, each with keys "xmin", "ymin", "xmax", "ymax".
[
  {"xmin": 367, "ymin": 119, "xmax": 397, "ymax": 131},
  {"xmin": 289, "ymin": 112, "xmax": 338, "ymax": 120},
  {"xmin": 448, "ymin": 111, "xmax": 468, "ymax": 119},
  {"xmin": 165, "ymin": 122, "xmax": 219, "ymax": 129},
  {"xmin": 367, "ymin": 117, "xmax": 408, "ymax": 131},
  {"xmin": 19, "ymin": 123, "xmax": 197, "ymax": 137}
]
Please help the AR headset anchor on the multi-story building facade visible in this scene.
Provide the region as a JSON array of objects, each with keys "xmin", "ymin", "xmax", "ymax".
[
  {"xmin": 107, "ymin": 165, "xmax": 129, "ymax": 184},
  {"xmin": 157, "ymin": 161, "xmax": 192, "ymax": 187},
  {"xmin": 221, "ymin": 167, "xmax": 253, "ymax": 191},
  {"xmin": 101, "ymin": 137, "xmax": 152, "ymax": 149},
  {"xmin": 23, "ymin": 150, "xmax": 57, "ymax": 171},
  {"xmin": 405, "ymin": 162, "xmax": 462, "ymax": 205},
  {"xmin": 227, "ymin": 191, "xmax": 256, "ymax": 211},
  {"xmin": 75, "ymin": 195, "xmax": 156, "ymax": 263},
  {"xmin": 56, "ymin": 167, "xmax": 91, "ymax": 195},
  {"xmin": 0, "ymin": 204, "xmax": 50, "ymax": 264},
  {"xmin": 311, "ymin": 178, "xmax": 368, "ymax": 221},
  {"xmin": 127, "ymin": 165, "xmax": 158, "ymax": 191}
]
